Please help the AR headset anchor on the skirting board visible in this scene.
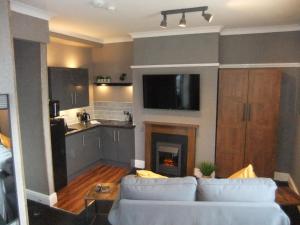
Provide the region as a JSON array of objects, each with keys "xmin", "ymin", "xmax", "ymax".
[
  {"xmin": 134, "ymin": 160, "xmax": 145, "ymax": 169},
  {"xmin": 26, "ymin": 189, "xmax": 57, "ymax": 206}
]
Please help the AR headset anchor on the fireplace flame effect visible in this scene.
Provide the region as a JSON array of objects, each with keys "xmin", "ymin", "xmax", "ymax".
[{"xmin": 163, "ymin": 159, "xmax": 175, "ymax": 167}]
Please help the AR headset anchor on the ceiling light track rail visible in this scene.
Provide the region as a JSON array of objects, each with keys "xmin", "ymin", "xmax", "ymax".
[{"xmin": 161, "ymin": 6, "xmax": 208, "ymax": 16}]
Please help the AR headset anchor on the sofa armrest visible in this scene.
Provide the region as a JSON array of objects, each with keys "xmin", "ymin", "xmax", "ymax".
[{"xmin": 113, "ymin": 200, "xmax": 290, "ymax": 225}]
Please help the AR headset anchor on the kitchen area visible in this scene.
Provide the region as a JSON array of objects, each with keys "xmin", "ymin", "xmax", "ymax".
[{"xmin": 47, "ymin": 38, "xmax": 135, "ymax": 192}]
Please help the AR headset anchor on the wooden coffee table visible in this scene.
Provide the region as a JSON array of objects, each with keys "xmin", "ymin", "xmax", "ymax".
[{"xmin": 84, "ymin": 183, "xmax": 120, "ymax": 224}]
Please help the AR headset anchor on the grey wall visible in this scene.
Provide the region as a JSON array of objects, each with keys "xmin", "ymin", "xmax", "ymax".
[
  {"xmin": 220, "ymin": 31, "xmax": 300, "ymax": 64},
  {"xmin": 0, "ymin": 110, "xmax": 10, "ymax": 136},
  {"xmin": 134, "ymin": 33, "xmax": 219, "ymax": 65},
  {"xmin": 11, "ymin": 12, "xmax": 49, "ymax": 43},
  {"xmin": 132, "ymin": 34, "xmax": 219, "ymax": 166},
  {"xmin": 0, "ymin": 0, "xmax": 28, "ymax": 223},
  {"xmin": 92, "ymin": 42, "xmax": 133, "ymax": 102},
  {"xmin": 14, "ymin": 39, "xmax": 50, "ymax": 194}
]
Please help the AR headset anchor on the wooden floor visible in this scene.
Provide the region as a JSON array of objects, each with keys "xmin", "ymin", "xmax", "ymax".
[
  {"xmin": 276, "ymin": 186, "xmax": 300, "ymax": 206},
  {"xmin": 54, "ymin": 164, "xmax": 129, "ymax": 214}
]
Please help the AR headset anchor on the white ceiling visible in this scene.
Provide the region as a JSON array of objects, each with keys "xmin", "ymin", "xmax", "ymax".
[{"xmin": 12, "ymin": 0, "xmax": 300, "ymax": 42}]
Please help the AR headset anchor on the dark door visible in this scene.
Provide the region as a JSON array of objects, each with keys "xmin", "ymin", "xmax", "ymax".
[
  {"xmin": 71, "ymin": 68, "xmax": 89, "ymax": 108},
  {"xmin": 117, "ymin": 128, "xmax": 134, "ymax": 164},
  {"xmin": 101, "ymin": 127, "xmax": 117, "ymax": 161}
]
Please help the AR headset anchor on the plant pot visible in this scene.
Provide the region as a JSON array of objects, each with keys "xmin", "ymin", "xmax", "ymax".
[{"xmin": 201, "ymin": 175, "xmax": 212, "ymax": 178}]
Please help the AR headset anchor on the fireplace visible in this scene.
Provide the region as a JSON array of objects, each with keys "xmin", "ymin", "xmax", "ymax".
[
  {"xmin": 152, "ymin": 133, "xmax": 188, "ymax": 177},
  {"xmin": 145, "ymin": 121, "xmax": 198, "ymax": 176}
]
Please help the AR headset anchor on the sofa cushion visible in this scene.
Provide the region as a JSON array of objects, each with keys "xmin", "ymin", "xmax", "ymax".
[
  {"xmin": 121, "ymin": 175, "xmax": 197, "ymax": 201},
  {"xmin": 197, "ymin": 178, "xmax": 277, "ymax": 202}
]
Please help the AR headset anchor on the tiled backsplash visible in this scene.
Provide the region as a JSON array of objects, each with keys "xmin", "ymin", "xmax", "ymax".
[
  {"xmin": 59, "ymin": 106, "xmax": 94, "ymax": 125},
  {"xmin": 94, "ymin": 101, "xmax": 132, "ymax": 121}
]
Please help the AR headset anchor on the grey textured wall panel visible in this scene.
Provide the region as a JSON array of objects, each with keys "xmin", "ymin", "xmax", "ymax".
[
  {"xmin": 14, "ymin": 39, "xmax": 50, "ymax": 194},
  {"xmin": 11, "ymin": 12, "xmax": 49, "ymax": 43},
  {"xmin": 133, "ymin": 33, "xmax": 219, "ymax": 65},
  {"xmin": 220, "ymin": 31, "xmax": 300, "ymax": 64},
  {"xmin": 277, "ymin": 68, "xmax": 300, "ymax": 172}
]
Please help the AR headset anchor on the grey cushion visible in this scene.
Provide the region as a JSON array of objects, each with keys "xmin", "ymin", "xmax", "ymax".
[
  {"xmin": 197, "ymin": 178, "xmax": 277, "ymax": 202},
  {"xmin": 121, "ymin": 175, "xmax": 197, "ymax": 201}
]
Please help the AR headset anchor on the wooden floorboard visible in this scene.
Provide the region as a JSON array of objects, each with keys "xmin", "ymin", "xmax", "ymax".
[
  {"xmin": 53, "ymin": 164, "xmax": 129, "ymax": 214},
  {"xmin": 276, "ymin": 186, "xmax": 300, "ymax": 206}
]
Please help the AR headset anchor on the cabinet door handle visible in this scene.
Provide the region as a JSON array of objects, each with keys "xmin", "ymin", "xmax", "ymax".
[
  {"xmin": 248, "ymin": 104, "xmax": 252, "ymax": 121},
  {"xmin": 82, "ymin": 135, "xmax": 85, "ymax": 146},
  {"xmin": 71, "ymin": 93, "xmax": 74, "ymax": 105},
  {"xmin": 74, "ymin": 92, "xmax": 77, "ymax": 104},
  {"xmin": 113, "ymin": 130, "xmax": 116, "ymax": 142},
  {"xmin": 117, "ymin": 131, "xmax": 120, "ymax": 142},
  {"xmin": 98, "ymin": 137, "xmax": 101, "ymax": 149}
]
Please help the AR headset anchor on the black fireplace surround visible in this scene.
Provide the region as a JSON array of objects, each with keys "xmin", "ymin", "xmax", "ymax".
[{"xmin": 151, "ymin": 133, "xmax": 188, "ymax": 177}]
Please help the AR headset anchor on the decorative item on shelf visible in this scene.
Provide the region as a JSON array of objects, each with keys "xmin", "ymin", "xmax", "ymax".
[
  {"xmin": 96, "ymin": 75, "xmax": 103, "ymax": 83},
  {"xmin": 105, "ymin": 76, "xmax": 111, "ymax": 83},
  {"xmin": 198, "ymin": 161, "xmax": 215, "ymax": 178},
  {"xmin": 120, "ymin": 73, "xmax": 127, "ymax": 81}
]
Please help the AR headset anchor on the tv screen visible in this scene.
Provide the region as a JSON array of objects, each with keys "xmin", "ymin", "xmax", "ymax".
[{"xmin": 143, "ymin": 74, "xmax": 200, "ymax": 110}]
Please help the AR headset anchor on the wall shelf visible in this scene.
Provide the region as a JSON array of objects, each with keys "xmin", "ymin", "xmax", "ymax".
[{"xmin": 94, "ymin": 82, "xmax": 132, "ymax": 86}]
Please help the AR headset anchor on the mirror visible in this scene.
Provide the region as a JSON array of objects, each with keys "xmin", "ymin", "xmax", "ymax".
[{"xmin": 0, "ymin": 94, "xmax": 19, "ymax": 225}]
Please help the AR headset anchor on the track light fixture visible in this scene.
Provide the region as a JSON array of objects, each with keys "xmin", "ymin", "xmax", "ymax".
[
  {"xmin": 160, "ymin": 14, "xmax": 167, "ymax": 28},
  {"xmin": 202, "ymin": 12, "xmax": 213, "ymax": 23},
  {"xmin": 178, "ymin": 13, "xmax": 186, "ymax": 27},
  {"xmin": 160, "ymin": 6, "xmax": 213, "ymax": 28}
]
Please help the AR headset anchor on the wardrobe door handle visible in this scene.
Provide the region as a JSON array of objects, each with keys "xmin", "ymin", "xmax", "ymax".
[
  {"xmin": 248, "ymin": 104, "xmax": 252, "ymax": 121},
  {"xmin": 243, "ymin": 103, "xmax": 247, "ymax": 121},
  {"xmin": 98, "ymin": 137, "xmax": 101, "ymax": 149}
]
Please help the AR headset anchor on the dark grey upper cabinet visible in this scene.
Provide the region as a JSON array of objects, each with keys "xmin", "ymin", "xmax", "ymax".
[{"xmin": 48, "ymin": 67, "xmax": 89, "ymax": 110}]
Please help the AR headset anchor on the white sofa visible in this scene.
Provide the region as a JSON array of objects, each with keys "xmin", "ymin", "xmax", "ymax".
[{"xmin": 108, "ymin": 175, "xmax": 290, "ymax": 225}]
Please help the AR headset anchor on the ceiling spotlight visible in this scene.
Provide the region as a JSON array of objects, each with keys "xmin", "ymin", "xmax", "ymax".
[
  {"xmin": 202, "ymin": 12, "xmax": 213, "ymax": 23},
  {"xmin": 160, "ymin": 14, "xmax": 167, "ymax": 28},
  {"xmin": 178, "ymin": 13, "xmax": 186, "ymax": 27}
]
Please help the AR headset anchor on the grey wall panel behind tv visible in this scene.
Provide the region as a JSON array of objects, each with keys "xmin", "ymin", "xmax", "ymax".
[
  {"xmin": 220, "ymin": 31, "xmax": 300, "ymax": 64},
  {"xmin": 133, "ymin": 33, "xmax": 219, "ymax": 65}
]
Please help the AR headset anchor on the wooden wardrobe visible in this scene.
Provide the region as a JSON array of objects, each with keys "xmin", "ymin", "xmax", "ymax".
[{"xmin": 216, "ymin": 69, "xmax": 281, "ymax": 178}]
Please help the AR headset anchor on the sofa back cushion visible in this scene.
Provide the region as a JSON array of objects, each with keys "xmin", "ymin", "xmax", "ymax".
[
  {"xmin": 197, "ymin": 178, "xmax": 277, "ymax": 202},
  {"xmin": 121, "ymin": 175, "xmax": 197, "ymax": 201}
]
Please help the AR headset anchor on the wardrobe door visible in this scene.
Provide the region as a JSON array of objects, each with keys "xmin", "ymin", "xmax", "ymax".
[
  {"xmin": 216, "ymin": 69, "xmax": 249, "ymax": 178},
  {"xmin": 245, "ymin": 69, "xmax": 281, "ymax": 177}
]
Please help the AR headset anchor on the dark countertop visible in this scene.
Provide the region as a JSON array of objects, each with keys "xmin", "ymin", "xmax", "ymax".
[{"xmin": 65, "ymin": 119, "xmax": 135, "ymax": 136}]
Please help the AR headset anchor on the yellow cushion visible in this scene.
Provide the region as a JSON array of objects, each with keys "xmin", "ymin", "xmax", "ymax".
[
  {"xmin": 228, "ymin": 164, "xmax": 257, "ymax": 179},
  {"xmin": 136, "ymin": 170, "xmax": 168, "ymax": 179},
  {"xmin": 0, "ymin": 133, "xmax": 11, "ymax": 149}
]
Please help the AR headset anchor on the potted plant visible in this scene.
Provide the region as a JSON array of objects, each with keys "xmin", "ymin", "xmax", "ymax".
[{"xmin": 199, "ymin": 161, "xmax": 215, "ymax": 178}]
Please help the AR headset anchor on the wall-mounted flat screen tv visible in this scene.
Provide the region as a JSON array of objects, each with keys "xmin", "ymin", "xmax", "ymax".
[{"xmin": 143, "ymin": 74, "xmax": 200, "ymax": 110}]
